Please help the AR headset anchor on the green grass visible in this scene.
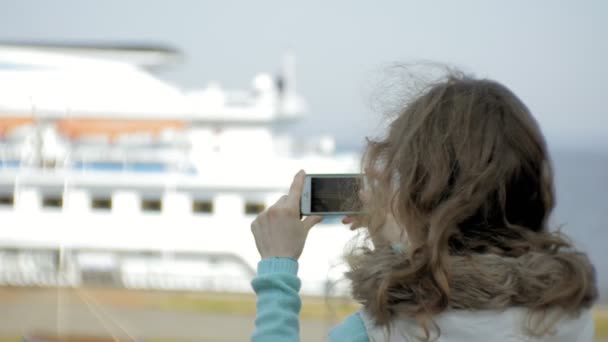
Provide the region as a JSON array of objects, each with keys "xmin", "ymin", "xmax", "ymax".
[
  {"xmin": 154, "ymin": 294, "xmax": 608, "ymax": 338},
  {"xmin": 595, "ymin": 307, "xmax": 608, "ymax": 338},
  {"xmin": 0, "ymin": 307, "xmax": 605, "ymax": 341},
  {"xmin": 143, "ymin": 339, "xmax": 194, "ymax": 342},
  {"xmin": 0, "ymin": 337, "xmax": 194, "ymax": 342},
  {"xmin": 4, "ymin": 287, "xmax": 604, "ymax": 340},
  {"xmin": 155, "ymin": 292, "xmax": 360, "ymax": 320}
]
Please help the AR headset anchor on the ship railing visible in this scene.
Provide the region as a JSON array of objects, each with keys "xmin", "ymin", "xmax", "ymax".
[
  {"xmin": 0, "ymin": 269, "xmax": 348, "ymax": 297},
  {"xmin": 0, "ymin": 249, "xmax": 349, "ymax": 296}
]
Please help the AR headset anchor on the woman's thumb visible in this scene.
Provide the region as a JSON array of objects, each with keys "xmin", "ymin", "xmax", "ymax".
[{"xmin": 303, "ymin": 215, "xmax": 324, "ymax": 230}]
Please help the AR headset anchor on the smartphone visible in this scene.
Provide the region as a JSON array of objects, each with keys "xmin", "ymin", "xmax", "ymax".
[{"xmin": 300, "ymin": 174, "xmax": 363, "ymax": 215}]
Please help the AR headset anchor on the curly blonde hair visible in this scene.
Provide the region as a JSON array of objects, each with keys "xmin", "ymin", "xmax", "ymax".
[{"xmin": 346, "ymin": 71, "xmax": 597, "ymax": 340}]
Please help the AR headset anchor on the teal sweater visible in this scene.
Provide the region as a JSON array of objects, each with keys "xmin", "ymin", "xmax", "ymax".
[{"xmin": 251, "ymin": 257, "xmax": 369, "ymax": 341}]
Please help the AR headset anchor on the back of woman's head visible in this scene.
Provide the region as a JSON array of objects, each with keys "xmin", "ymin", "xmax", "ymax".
[
  {"xmin": 347, "ymin": 71, "xmax": 597, "ymax": 338},
  {"xmin": 367, "ymin": 73, "xmax": 553, "ymax": 253}
]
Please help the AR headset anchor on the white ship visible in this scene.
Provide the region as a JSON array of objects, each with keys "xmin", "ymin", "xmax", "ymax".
[{"xmin": 0, "ymin": 42, "xmax": 358, "ymax": 296}]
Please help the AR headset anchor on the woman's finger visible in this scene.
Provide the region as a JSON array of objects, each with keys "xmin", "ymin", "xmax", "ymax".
[
  {"xmin": 342, "ymin": 215, "xmax": 366, "ymax": 230},
  {"xmin": 302, "ymin": 215, "xmax": 324, "ymax": 230},
  {"xmin": 350, "ymin": 221, "xmax": 364, "ymax": 230},
  {"xmin": 288, "ymin": 170, "xmax": 306, "ymax": 206},
  {"xmin": 342, "ymin": 215, "xmax": 361, "ymax": 226}
]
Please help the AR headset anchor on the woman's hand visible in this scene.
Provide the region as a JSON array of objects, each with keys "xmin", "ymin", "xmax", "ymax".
[{"xmin": 251, "ymin": 170, "xmax": 324, "ymax": 260}]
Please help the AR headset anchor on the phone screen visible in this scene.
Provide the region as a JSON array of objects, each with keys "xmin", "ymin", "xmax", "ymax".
[{"xmin": 310, "ymin": 176, "xmax": 362, "ymax": 213}]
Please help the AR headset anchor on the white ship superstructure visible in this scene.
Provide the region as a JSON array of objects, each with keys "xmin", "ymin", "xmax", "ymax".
[{"xmin": 0, "ymin": 43, "xmax": 358, "ymax": 296}]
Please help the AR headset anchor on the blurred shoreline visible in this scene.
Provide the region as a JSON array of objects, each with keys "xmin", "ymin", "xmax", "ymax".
[{"xmin": 1, "ymin": 286, "xmax": 606, "ymax": 341}]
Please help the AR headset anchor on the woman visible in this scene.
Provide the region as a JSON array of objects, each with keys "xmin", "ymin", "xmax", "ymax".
[{"xmin": 250, "ymin": 73, "xmax": 598, "ymax": 341}]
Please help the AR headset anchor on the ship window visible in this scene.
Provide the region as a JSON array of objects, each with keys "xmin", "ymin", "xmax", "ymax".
[
  {"xmin": 245, "ymin": 202, "xmax": 265, "ymax": 215},
  {"xmin": 43, "ymin": 195, "xmax": 63, "ymax": 208},
  {"xmin": 192, "ymin": 200, "xmax": 213, "ymax": 214},
  {"xmin": 92, "ymin": 197, "xmax": 112, "ymax": 211},
  {"xmin": 0, "ymin": 194, "xmax": 13, "ymax": 207},
  {"xmin": 142, "ymin": 198, "xmax": 162, "ymax": 212}
]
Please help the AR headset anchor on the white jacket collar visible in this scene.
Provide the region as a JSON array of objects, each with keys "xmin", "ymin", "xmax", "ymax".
[{"xmin": 358, "ymin": 307, "xmax": 594, "ymax": 342}]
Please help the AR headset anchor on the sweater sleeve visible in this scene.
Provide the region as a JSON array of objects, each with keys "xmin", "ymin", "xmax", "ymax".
[
  {"xmin": 251, "ymin": 257, "xmax": 302, "ymax": 342},
  {"xmin": 251, "ymin": 257, "xmax": 370, "ymax": 342}
]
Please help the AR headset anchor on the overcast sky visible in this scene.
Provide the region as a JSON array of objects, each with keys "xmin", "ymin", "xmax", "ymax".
[{"xmin": 1, "ymin": 0, "xmax": 606, "ymax": 150}]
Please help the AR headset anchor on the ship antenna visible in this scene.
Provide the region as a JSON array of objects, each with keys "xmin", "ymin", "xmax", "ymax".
[
  {"xmin": 280, "ymin": 51, "xmax": 296, "ymax": 97},
  {"xmin": 276, "ymin": 51, "xmax": 303, "ymax": 116}
]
